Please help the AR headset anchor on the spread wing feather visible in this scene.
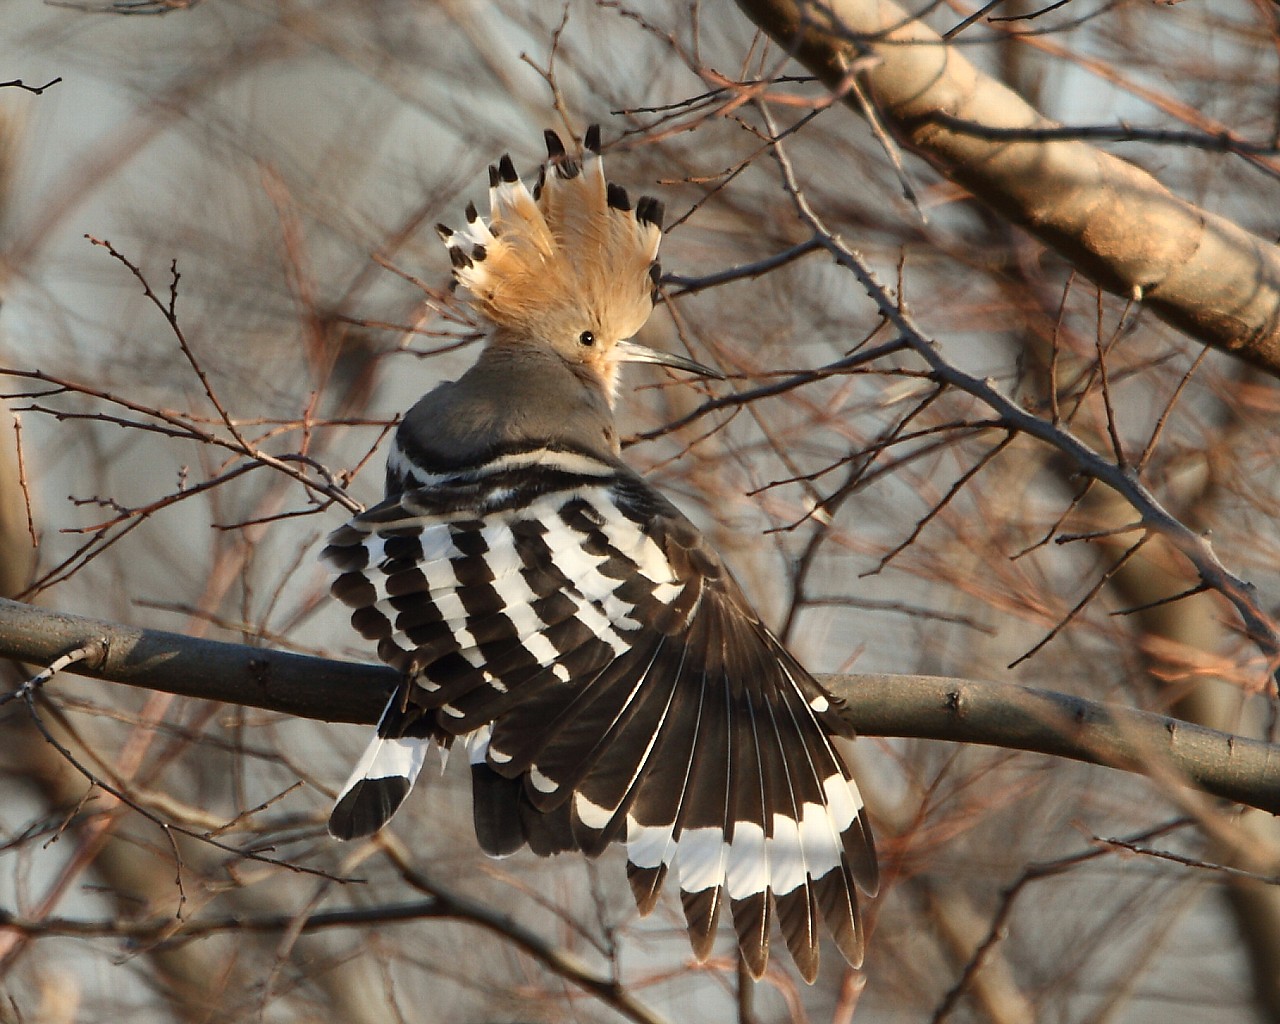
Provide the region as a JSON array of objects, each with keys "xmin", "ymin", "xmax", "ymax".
[{"xmin": 325, "ymin": 450, "xmax": 875, "ymax": 978}]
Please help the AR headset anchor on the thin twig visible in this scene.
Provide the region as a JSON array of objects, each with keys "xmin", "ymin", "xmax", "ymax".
[
  {"xmin": 86, "ymin": 236, "xmax": 249, "ymax": 450},
  {"xmin": 1093, "ymin": 833, "xmax": 1280, "ymax": 885},
  {"xmin": 759, "ymin": 110, "xmax": 1280, "ymax": 690},
  {"xmin": 1093, "ymin": 292, "xmax": 1128, "ymax": 468},
  {"xmin": 0, "ymin": 77, "xmax": 62, "ymax": 94},
  {"xmin": 862, "ymin": 433, "xmax": 1015, "ymax": 576},
  {"xmin": 11, "ymin": 412, "xmax": 37, "ymax": 549},
  {"xmin": 923, "ymin": 111, "xmax": 1280, "ymax": 157},
  {"xmin": 381, "ymin": 837, "xmax": 672, "ymax": 1024},
  {"xmin": 1009, "ymin": 534, "xmax": 1149, "ymax": 668},
  {"xmin": 630, "ymin": 337, "xmax": 910, "ymax": 443},
  {"xmin": 8, "ymin": 678, "xmax": 350, "ymax": 881},
  {"xmin": 0, "ymin": 640, "xmax": 108, "ymax": 708},
  {"xmin": 663, "ymin": 239, "xmax": 823, "ymax": 296},
  {"xmin": 1138, "ymin": 344, "xmax": 1211, "ymax": 473},
  {"xmin": 931, "ymin": 819, "xmax": 1191, "ymax": 1022}
]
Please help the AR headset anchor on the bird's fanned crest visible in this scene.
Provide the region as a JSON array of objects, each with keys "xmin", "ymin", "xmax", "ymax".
[{"xmin": 437, "ymin": 126, "xmax": 663, "ymax": 349}]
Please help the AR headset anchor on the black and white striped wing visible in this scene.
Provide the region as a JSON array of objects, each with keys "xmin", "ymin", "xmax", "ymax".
[{"xmin": 323, "ymin": 448, "xmax": 878, "ymax": 980}]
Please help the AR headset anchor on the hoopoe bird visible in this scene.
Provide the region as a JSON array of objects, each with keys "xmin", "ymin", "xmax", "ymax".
[{"xmin": 323, "ymin": 126, "xmax": 878, "ymax": 981}]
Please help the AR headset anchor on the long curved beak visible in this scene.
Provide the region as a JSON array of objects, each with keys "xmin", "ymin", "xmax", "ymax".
[{"xmin": 617, "ymin": 340, "xmax": 725, "ymax": 379}]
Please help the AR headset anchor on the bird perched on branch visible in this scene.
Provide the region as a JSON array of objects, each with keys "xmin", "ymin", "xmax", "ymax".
[{"xmin": 323, "ymin": 126, "xmax": 877, "ymax": 981}]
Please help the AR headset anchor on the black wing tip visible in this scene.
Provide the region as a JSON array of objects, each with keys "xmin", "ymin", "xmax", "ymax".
[
  {"xmin": 852, "ymin": 809, "xmax": 880, "ymax": 896},
  {"xmin": 627, "ymin": 862, "xmax": 668, "ymax": 916},
  {"xmin": 472, "ymin": 763, "xmax": 528, "ymax": 857},
  {"xmin": 681, "ymin": 887, "xmax": 723, "ymax": 961},
  {"xmin": 584, "ymin": 123, "xmax": 601, "ymax": 154},
  {"xmin": 731, "ymin": 893, "xmax": 772, "ymax": 979},
  {"xmin": 328, "ymin": 776, "xmax": 412, "ymax": 840},
  {"xmin": 775, "ymin": 887, "xmax": 822, "ymax": 983}
]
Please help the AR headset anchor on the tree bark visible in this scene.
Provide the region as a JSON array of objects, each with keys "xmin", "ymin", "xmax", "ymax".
[{"xmin": 735, "ymin": 0, "xmax": 1280, "ymax": 378}]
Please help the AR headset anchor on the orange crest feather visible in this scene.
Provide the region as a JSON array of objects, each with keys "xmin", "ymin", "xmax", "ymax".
[{"xmin": 437, "ymin": 127, "xmax": 663, "ymax": 344}]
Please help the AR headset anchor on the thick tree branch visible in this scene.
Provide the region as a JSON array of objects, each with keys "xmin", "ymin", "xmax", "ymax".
[
  {"xmin": 0, "ymin": 596, "xmax": 393, "ymax": 723},
  {"xmin": 1, "ymin": 598, "xmax": 1276, "ymax": 814},
  {"xmin": 734, "ymin": 0, "xmax": 1280, "ymax": 378}
]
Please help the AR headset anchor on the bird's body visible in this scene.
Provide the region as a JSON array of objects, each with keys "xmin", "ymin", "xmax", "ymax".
[{"xmin": 325, "ymin": 128, "xmax": 877, "ymax": 981}]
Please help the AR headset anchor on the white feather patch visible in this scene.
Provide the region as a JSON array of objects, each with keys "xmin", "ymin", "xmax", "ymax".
[
  {"xmin": 626, "ymin": 816, "xmax": 677, "ymax": 870},
  {"xmin": 796, "ymin": 800, "xmax": 843, "ymax": 880},
  {"xmin": 538, "ymin": 516, "xmax": 638, "ymax": 642},
  {"xmin": 767, "ymin": 812, "xmax": 808, "ymax": 895},
  {"xmin": 335, "ymin": 732, "xmax": 431, "ymax": 804},
  {"xmin": 480, "ymin": 526, "xmax": 564, "ymax": 669},
  {"xmin": 725, "ymin": 821, "xmax": 769, "ymax": 899},
  {"xmin": 823, "ymin": 772, "xmax": 862, "ymax": 824},
  {"xmin": 677, "ymin": 827, "xmax": 730, "ymax": 894},
  {"xmin": 465, "ymin": 724, "xmax": 493, "ymax": 765},
  {"xmin": 592, "ymin": 496, "xmax": 678, "ymax": 588},
  {"xmin": 574, "ymin": 791, "xmax": 613, "ymax": 830}
]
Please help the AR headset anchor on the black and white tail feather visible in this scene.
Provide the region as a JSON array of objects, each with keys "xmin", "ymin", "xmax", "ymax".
[{"xmin": 325, "ymin": 127, "xmax": 878, "ymax": 982}]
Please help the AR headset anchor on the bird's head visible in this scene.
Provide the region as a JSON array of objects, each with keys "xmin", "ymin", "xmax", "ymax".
[{"xmin": 437, "ymin": 126, "xmax": 719, "ymax": 404}]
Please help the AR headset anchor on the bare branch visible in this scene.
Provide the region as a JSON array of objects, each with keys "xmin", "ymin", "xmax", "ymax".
[
  {"xmin": 0, "ymin": 599, "xmax": 1276, "ymax": 814},
  {"xmin": 735, "ymin": 0, "xmax": 1280, "ymax": 377},
  {"xmin": 931, "ymin": 819, "xmax": 1193, "ymax": 1023},
  {"xmin": 380, "ymin": 838, "xmax": 673, "ymax": 1024},
  {"xmin": 0, "ymin": 892, "xmax": 673, "ymax": 1024},
  {"xmin": 922, "ymin": 113, "xmax": 1280, "ymax": 159},
  {"xmin": 758, "ymin": 110, "xmax": 1280, "ymax": 688},
  {"xmin": 0, "ymin": 596, "xmax": 392, "ymax": 724},
  {"xmin": 662, "ymin": 238, "xmax": 824, "ymax": 296},
  {"xmin": 0, "ymin": 78, "xmax": 62, "ymax": 95}
]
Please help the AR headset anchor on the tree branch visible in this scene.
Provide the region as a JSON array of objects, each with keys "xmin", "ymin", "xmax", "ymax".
[
  {"xmin": 0, "ymin": 597, "xmax": 393, "ymax": 724},
  {"xmin": 0, "ymin": 890, "xmax": 672, "ymax": 1024},
  {"xmin": 1, "ymin": 598, "xmax": 1276, "ymax": 814},
  {"xmin": 734, "ymin": 0, "xmax": 1280, "ymax": 378}
]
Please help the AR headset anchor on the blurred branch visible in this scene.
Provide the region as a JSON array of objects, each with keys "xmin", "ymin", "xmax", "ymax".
[
  {"xmin": 1, "ymin": 598, "xmax": 1277, "ymax": 814},
  {"xmin": 755, "ymin": 107, "xmax": 1280, "ymax": 692},
  {"xmin": 734, "ymin": 0, "xmax": 1280, "ymax": 378},
  {"xmin": 378, "ymin": 836, "xmax": 672, "ymax": 1024},
  {"xmin": 930, "ymin": 818, "xmax": 1191, "ymax": 1024},
  {"xmin": 44, "ymin": 0, "xmax": 199, "ymax": 14},
  {"xmin": 923, "ymin": 114, "xmax": 1280, "ymax": 158},
  {"xmin": 0, "ymin": 888, "xmax": 672, "ymax": 1024}
]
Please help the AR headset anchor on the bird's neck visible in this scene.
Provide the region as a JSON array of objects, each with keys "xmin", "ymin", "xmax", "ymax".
[
  {"xmin": 484, "ymin": 332, "xmax": 618, "ymax": 409},
  {"xmin": 393, "ymin": 340, "xmax": 621, "ymax": 483}
]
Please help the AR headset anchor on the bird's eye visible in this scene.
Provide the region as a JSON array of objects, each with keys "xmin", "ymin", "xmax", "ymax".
[{"xmin": 578, "ymin": 330, "xmax": 596, "ymax": 347}]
